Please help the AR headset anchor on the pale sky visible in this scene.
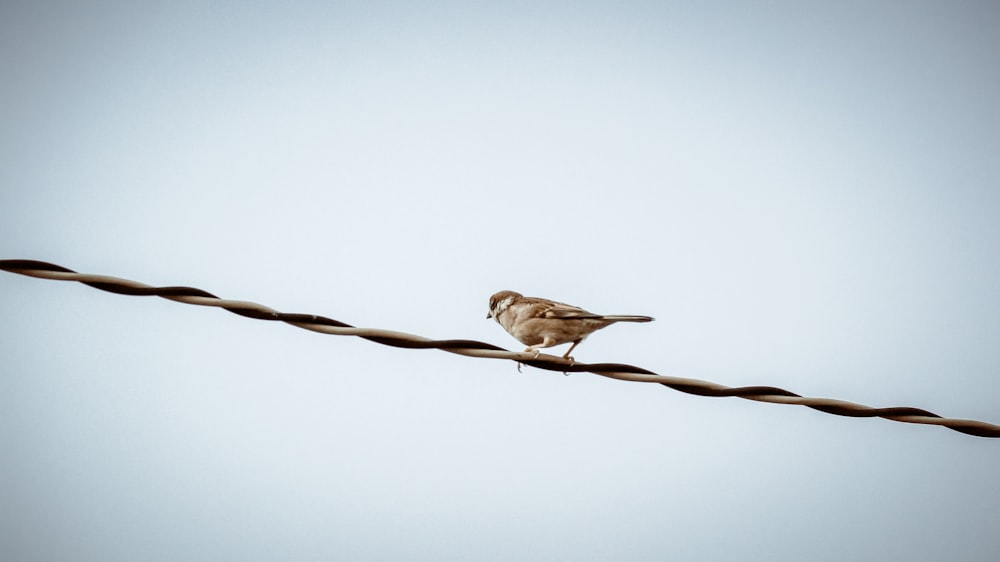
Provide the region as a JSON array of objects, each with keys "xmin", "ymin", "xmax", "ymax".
[{"xmin": 2, "ymin": 1, "xmax": 999, "ymax": 560}]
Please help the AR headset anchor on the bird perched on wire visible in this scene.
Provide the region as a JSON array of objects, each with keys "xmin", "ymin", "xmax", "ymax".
[{"xmin": 487, "ymin": 290, "xmax": 654, "ymax": 360}]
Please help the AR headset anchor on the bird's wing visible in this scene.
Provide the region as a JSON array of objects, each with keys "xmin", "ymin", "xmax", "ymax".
[{"xmin": 521, "ymin": 297, "xmax": 603, "ymax": 320}]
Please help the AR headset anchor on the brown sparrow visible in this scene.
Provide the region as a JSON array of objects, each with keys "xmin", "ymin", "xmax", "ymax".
[{"xmin": 487, "ymin": 290, "xmax": 654, "ymax": 360}]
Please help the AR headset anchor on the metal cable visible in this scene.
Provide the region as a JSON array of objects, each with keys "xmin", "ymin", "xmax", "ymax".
[{"xmin": 3, "ymin": 258, "xmax": 998, "ymax": 439}]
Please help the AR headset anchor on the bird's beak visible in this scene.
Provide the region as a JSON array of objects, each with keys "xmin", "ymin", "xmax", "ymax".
[{"xmin": 486, "ymin": 311, "xmax": 492, "ymax": 319}]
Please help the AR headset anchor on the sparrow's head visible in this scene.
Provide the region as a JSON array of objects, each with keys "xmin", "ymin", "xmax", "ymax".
[{"xmin": 487, "ymin": 290, "xmax": 521, "ymax": 319}]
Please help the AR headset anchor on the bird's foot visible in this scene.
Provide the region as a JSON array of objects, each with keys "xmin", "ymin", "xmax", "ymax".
[
  {"xmin": 561, "ymin": 355, "xmax": 575, "ymax": 376},
  {"xmin": 522, "ymin": 347, "xmax": 542, "ymax": 360}
]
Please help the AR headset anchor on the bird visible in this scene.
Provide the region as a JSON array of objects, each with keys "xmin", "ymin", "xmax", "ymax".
[{"xmin": 486, "ymin": 290, "xmax": 654, "ymax": 360}]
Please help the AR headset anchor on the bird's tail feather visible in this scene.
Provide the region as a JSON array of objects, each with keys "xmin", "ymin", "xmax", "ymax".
[{"xmin": 601, "ymin": 315, "xmax": 654, "ymax": 323}]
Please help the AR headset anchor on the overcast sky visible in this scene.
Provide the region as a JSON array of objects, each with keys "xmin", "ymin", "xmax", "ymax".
[{"xmin": 2, "ymin": 1, "xmax": 999, "ymax": 560}]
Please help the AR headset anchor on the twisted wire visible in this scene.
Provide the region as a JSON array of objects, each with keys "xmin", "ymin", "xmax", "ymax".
[{"xmin": 3, "ymin": 259, "xmax": 998, "ymax": 439}]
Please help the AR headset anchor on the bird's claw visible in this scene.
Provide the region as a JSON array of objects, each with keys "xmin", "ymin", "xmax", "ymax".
[{"xmin": 561, "ymin": 355, "xmax": 575, "ymax": 376}]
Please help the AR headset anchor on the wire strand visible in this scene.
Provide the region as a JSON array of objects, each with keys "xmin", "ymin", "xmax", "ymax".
[{"xmin": 3, "ymin": 259, "xmax": 998, "ymax": 438}]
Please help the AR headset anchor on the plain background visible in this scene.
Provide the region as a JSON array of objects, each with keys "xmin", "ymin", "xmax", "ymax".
[{"xmin": 2, "ymin": 1, "xmax": 999, "ymax": 560}]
